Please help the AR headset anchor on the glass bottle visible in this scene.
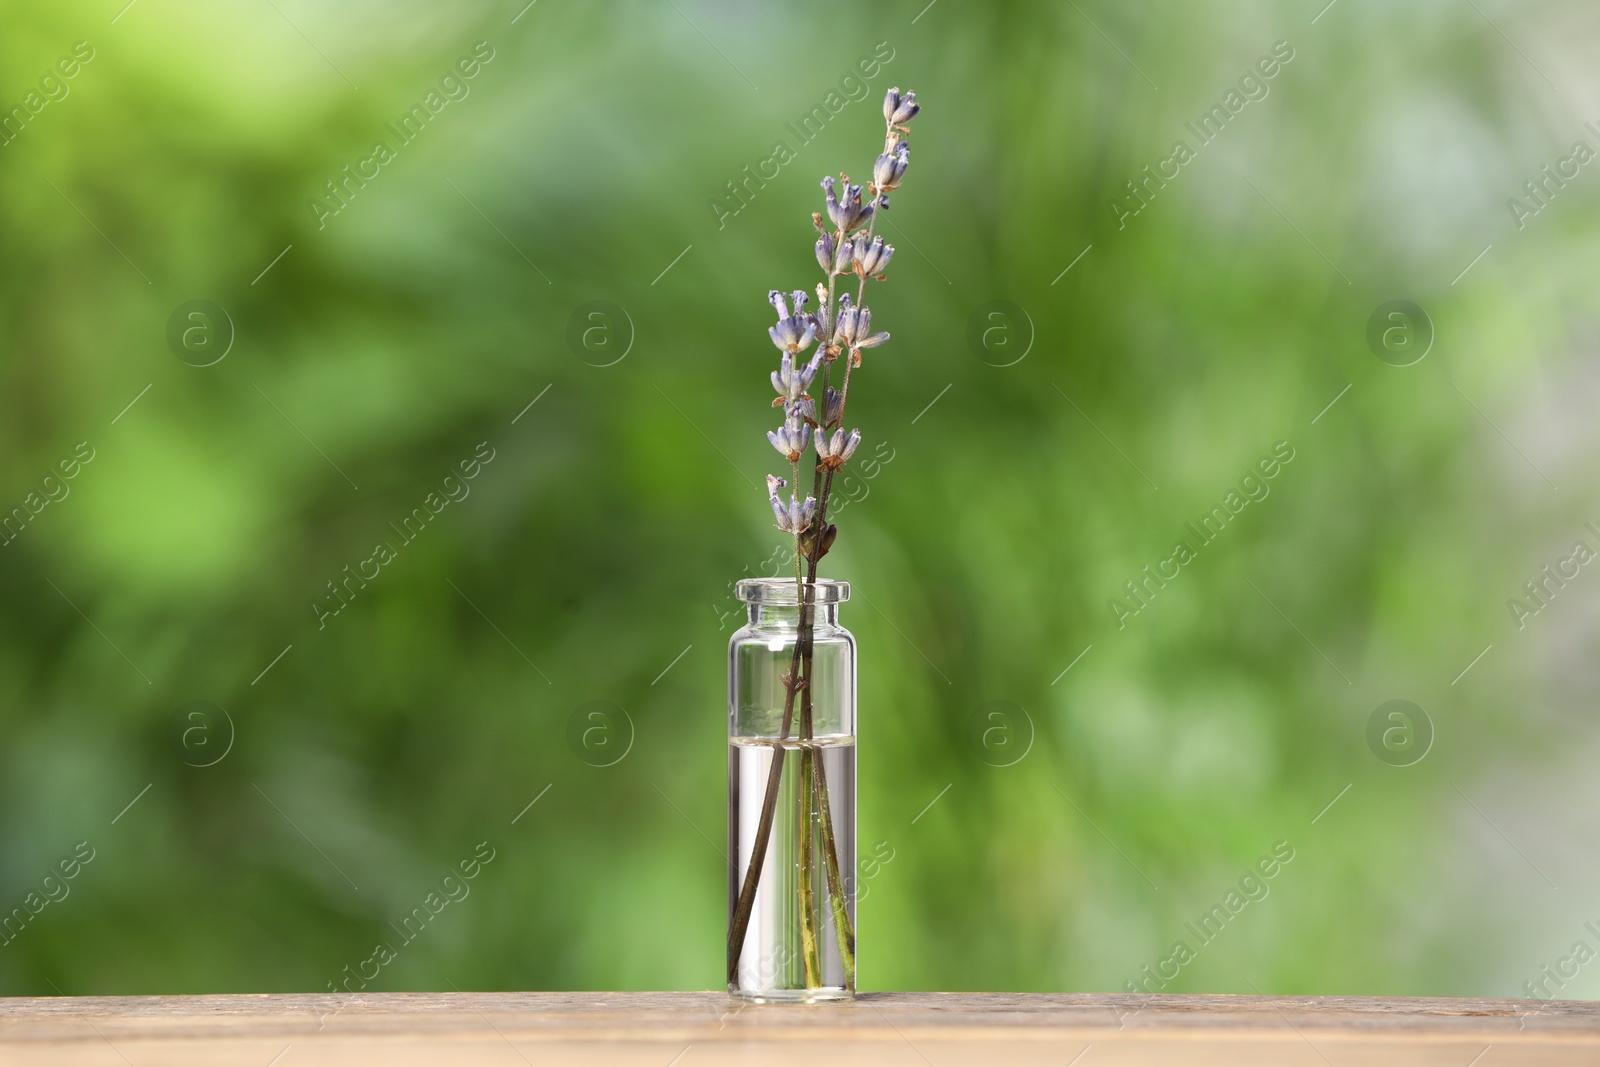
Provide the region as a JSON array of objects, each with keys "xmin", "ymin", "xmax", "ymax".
[{"xmin": 727, "ymin": 577, "xmax": 856, "ymax": 1001}]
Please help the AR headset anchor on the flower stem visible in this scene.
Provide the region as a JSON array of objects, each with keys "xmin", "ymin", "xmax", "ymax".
[
  {"xmin": 792, "ymin": 510, "xmax": 822, "ymax": 988},
  {"xmin": 797, "ymin": 741, "xmax": 822, "ymax": 987}
]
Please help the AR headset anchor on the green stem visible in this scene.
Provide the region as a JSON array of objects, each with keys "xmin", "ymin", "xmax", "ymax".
[
  {"xmin": 812, "ymin": 749, "xmax": 856, "ymax": 987},
  {"xmin": 797, "ymin": 743, "xmax": 821, "ymax": 987}
]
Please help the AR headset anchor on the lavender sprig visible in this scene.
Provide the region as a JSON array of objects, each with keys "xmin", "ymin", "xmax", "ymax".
[{"xmin": 729, "ymin": 86, "xmax": 923, "ymax": 993}]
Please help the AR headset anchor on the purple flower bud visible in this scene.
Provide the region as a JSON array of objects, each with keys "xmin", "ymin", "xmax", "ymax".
[
  {"xmin": 821, "ymin": 175, "xmax": 874, "ymax": 233},
  {"xmin": 768, "ymin": 318, "xmax": 815, "ymax": 354},
  {"xmin": 767, "ymin": 290, "xmax": 817, "ymax": 354},
  {"xmin": 889, "ymin": 89, "xmax": 919, "ymax": 126},
  {"xmin": 834, "ymin": 298, "xmax": 872, "ymax": 347},
  {"xmin": 815, "ymin": 233, "xmax": 834, "ymax": 274},
  {"xmin": 841, "ymin": 428, "xmax": 862, "ymax": 461},
  {"xmin": 853, "ymin": 235, "xmax": 894, "ymax": 276},
  {"xmin": 816, "ymin": 427, "xmax": 863, "ymax": 469},
  {"xmin": 771, "ymin": 353, "xmax": 791, "ymax": 400},
  {"xmin": 766, "ymin": 473, "xmax": 788, "ymax": 525},
  {"xmin": 771, "ymin": 352, "xmax": 821, "ymax": 403},
  {"xmin": 766, "ymin": 401, "xmax": 812, "ymax": 461},
  {"xmin": 833, "ymin": 236, "xmax": 856, "ymax": 274},
  {"xmin": 812, "ymin": 284, "xmax": 833, "ymax": 340},
  {"xmin": 823, "ymin": 386, "xmax": 844, "ymax": 427},
  {"xmin": 883, "ymin": 87, "xmax": 902, "ymax": 124},
  {"xmin": 767, "ymin": 474, "xmax": 815, "ymax": 534},
  {"xmin": 873, "ymin": 143, "xmax": 910, "ymax": 190},
  {"xmin": 831, "ymin": 293, "xmax": 853, "ymax": 342},
  {"xmin": 768, "ymin": 478, "xmax": 817, "ymax": 534}
]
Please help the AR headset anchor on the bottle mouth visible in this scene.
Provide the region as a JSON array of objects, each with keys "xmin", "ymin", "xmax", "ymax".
[{"xmin": 735, "ymin": 577, "xmax": 850, "ymax": 605}]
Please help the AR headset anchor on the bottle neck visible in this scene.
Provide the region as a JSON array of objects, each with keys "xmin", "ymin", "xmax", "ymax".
[{"xmin": 748, "ymin": 602, "xmax": 841, "ymax": 628}]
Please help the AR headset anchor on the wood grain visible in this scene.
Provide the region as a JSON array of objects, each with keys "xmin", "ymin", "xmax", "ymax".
[{"xmin": 0, "ymin": 991, "xmax": 1594, "ymax": 1066}]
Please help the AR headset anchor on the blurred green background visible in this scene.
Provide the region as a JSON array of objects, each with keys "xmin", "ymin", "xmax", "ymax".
[{"xmin": 1, "ymin": 0, "xmax": 1597, "ymax": 999}]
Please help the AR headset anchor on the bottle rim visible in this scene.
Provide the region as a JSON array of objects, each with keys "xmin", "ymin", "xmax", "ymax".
[{"xmin": 735, "ymin": 577, "xmax": 850, "ymax": 605}]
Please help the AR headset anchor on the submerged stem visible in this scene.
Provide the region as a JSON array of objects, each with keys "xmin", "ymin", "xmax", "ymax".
[
  {"xmin": 797, "ymin": 743, "xmax": 821, "ymax": 986},
  {"xmin": 813, "ymin": 750, "xmax": 856, "ymax": 987}
]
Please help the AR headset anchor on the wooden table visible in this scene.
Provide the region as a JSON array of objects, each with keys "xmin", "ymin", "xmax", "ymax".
[{"xmin": 0, "ymin": 991, "xmax": 1595, "ymax": 1065}]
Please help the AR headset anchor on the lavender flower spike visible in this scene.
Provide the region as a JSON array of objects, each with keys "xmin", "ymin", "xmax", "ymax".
[
  {"xmin": 815, "ymin": 428, "xmax": 862, "ymax": 471},
  {"xmin": 771, "ymin": 351, "xmax": 823, "ymax": 406},
  {"xmin": 767, "ymin": 400, "xmax": 811, "ymax": 462},
  {"xmin": 767, "ymin": 474, "xmax": 817, "ymax": 535},
  {"xmin": 768, "ymin": 290, "xmax": 817, "ymax": 354}
]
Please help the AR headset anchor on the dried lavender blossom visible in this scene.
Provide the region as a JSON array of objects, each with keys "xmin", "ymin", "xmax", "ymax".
[
  {"xmin": 766, "ymin": 400, "xmax": 811, "ymax": 462},
  {"xmin": 815, "ymin": 428, "xmax": 862, "ymax": 470},
  {"xmin": 873, "ymin": 142, "xmax": 909, "ymax": 191},
  {"xmin": 831, "ymin": 294, "xmax": 888, "ymax": 352},
  {"xmin": 767, "ymin": 290, "xmax": 816, "ymax": 354},
  {"xmin": 852, "ymin": 234, "xmax": 894, "ymax": 277},
  {"xmin": 771, "ymin": 351, "xmax": 822, "ymax": 406},
  {"xmin": 822, "ymin": 386, "xmax": 844, "ymax": 428},
  {"xmin": 821, "ymin": 176, "xmax": 873, "ymax": 233},
  {"xmin": 767, "ymin": 474, "xmax": 816, "ymax": 535},
  {"xmin": 883, "ymin": 87, "xmax": 919, "ymax": 127},
  {"xmin": 814, "ymin": 234, "xmax": 834, "ymax": 275}
]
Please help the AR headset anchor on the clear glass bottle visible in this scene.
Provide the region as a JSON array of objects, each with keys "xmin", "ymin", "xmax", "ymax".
[{"xmin": 727, "ymin": 577, "xmax": 856, "ymax": 1001}]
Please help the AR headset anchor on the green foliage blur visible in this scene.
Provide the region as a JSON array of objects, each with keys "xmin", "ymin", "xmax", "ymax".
[{"xmin": 1, "ymin": 0, "xmax": 1596, "ymax": 999}]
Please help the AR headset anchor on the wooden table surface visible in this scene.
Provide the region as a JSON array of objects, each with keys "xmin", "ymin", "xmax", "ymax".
[{"xmin": 0, "ymin": 991, "xmax": 1595, "ymax": 1066}]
